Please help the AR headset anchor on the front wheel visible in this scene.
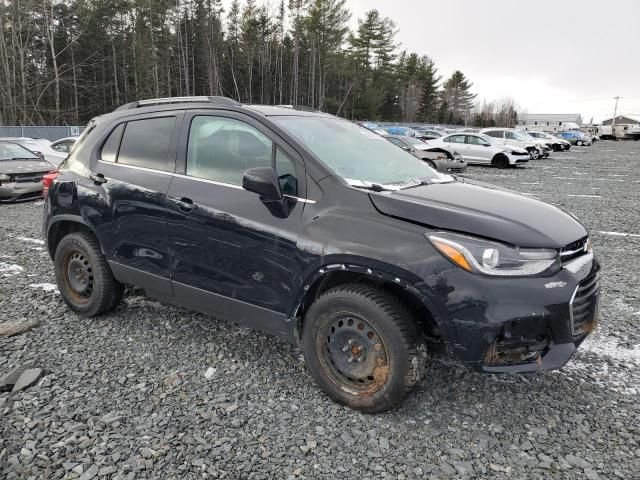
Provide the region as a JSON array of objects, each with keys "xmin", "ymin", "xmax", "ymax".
[
  {"xmin": 54, "ymin": 231, "xmax": 124, "ymax": 317},
  {"xmin": 529, "ymin": 149, "xmax": 540, "ymax": 160},
  {"xmin": 492, "ymin": 153, "xmax": 510, "ymax": 169},
  {"xmin": 302, "ymin": 284, "xmax": 425, "ymax": 413},
  {"xmin": 576, "ymin": 140, "xmax": 583, "ymax": 146}
]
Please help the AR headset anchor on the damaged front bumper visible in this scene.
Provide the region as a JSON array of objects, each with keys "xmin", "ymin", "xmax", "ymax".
[{"xmin": 416, "ymin": 252, "xmax": 600, "ymax": 373}]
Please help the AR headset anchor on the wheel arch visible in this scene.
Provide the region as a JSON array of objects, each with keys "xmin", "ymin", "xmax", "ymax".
[
  {"xmin": 290, "ymin": 260, "xmax": 441, "ymax": 345},
  {"xmin": 46, "ymin": 215, "xmax": 97, "ymax": 259}
]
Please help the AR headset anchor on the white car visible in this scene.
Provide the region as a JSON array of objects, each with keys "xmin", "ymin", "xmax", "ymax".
[
  {"xmin": 526, "ymin": 131, "xmax": 571, "ymax": 151},
  {"xmin": 49, "ymin": 136, "xmax": 78, "ymax": 164},
  {"xmin": 480, "ymin": 128, "xmax": 547, "ymax": 160},
  {"xmin": 0, "ymin": 136, "xmax": 73, "ymax": 167},
  {"xmin": 428, "ymin": 133, "xmax": 530, "ymax": 168}
]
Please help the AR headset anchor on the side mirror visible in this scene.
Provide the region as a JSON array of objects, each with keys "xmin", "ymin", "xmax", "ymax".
[
  {"xmin": 242, "ymin": 167, "xmax": 283, "ymax": 201},
  {"xmin": 482, "ymin": 143, "xmax": 491, "ymax": 147}
]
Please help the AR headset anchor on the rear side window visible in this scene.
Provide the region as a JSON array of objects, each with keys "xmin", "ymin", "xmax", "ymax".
[
  {"xmin": 447, "ymin": 135, "xmax": 465, "ymax": 144},
  {"xmin": 117, "ymin": 117, "xmax": 175, "ymax": 170},
  {"xmin": 485, "ymin": 130, "xmax": 503, "ymax": 138},
  {"xmin": 100, "ymin": 124, "xmax": 124, "ymax": 162}
]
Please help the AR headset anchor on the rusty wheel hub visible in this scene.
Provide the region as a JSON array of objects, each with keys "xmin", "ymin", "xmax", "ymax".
[{"xmin": 320, "ymin": 315, "xmax": 388, "ymax": 392}]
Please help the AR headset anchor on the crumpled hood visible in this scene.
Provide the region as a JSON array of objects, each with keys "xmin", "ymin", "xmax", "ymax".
[
  {"xmin": 369, "ymin": 179, "xmax": 587, "ymax": 248},
  {"xmin": 0, "ymin": 159, "xmax": 54, "ymax": 174}
]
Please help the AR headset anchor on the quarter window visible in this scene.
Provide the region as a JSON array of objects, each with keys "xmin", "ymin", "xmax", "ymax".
[
  {"xmin": 275, "ymin": 148, "xmax": 297, "ymax": 196},
  {"xmin": 117, "ymin": 117, "xmax": 175, "ymax": 170}
]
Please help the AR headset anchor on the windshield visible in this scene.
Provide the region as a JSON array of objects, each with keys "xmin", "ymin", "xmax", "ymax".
[
  {"xmin": 272, "ymin": 116, "xmax": 443, "ymax": 187},
  {"xmin": 0, "ymin": 142, "xmax": 39, "ymax": 160}
]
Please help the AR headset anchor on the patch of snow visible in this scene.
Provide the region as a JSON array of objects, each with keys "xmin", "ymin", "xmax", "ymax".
[
  {"xmin": 597, "ymin": 231, "xmax": 640, "ymax": 238},
  {"xmin": 566, "ymin": 194, "xmax": 601, "ymax": 198},
  {"xmin": 29, "ymin": 283, "xmax": 60, "ymax": 294},
  {"xmin": 580, "ymin": 335, "xmax": 640, "ymax": 365},
  {"xmin": 17, "ymin": 236, "xmax": 45, "ymax": 245},
  {"xmin": 0, "ymin": 262, "xmax": 24, "ymax": 277}
]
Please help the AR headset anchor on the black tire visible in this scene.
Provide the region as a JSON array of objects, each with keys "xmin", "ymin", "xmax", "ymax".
[
  {"xmin": 54, "ymin": 231, "xmax": 123, "ymax": 317},
  {"xmin": 576, "ymin": 140, "xmax": 583, "ymax": 146},
  {"xmin": 529, "ymin": 149, "xmax": 540, "ymax": 160},
  {"xmin": 302, "ymin": 284, "xmax": 426, "ymax": 413},
  {"xmin": 492, "ymin": 153, "xmax": 510, "ymax": 169}
]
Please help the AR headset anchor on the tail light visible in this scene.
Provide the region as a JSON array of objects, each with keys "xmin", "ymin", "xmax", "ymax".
[{"xmin": 42, "ymin": 171, "xmax": 60, "ymax": 198}]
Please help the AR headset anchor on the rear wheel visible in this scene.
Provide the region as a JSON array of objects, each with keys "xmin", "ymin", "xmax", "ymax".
[
  {"xmin": 302, "ymin": 284, "xmax": 425, "ymax": 413},
  {"xmin": 492, "ymin": 153, "xmax": 510, "ymax": 169},
  {"xmin": 54, "ymin": 231, "xmax": 123, "ymax": 317},
  {"xmin": 576, "ymin": 140, "xmax": 583, "ymax": 146}
]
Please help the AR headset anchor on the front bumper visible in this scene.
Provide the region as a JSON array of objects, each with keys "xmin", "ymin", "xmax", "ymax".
[
  {"xmin": 507, "ymin": 152, "xmax": 530, "ymax": 165},
  {"xmin": 0, "ymin": 181, "xmax": 43, "ymax": 202},
  {"xmin": 433, "ymin": 158, "xmax": 468, "ymax": 174},
  {"xmin": 414, "ymin": 252, "xmax": 600, "ymax": 373}
]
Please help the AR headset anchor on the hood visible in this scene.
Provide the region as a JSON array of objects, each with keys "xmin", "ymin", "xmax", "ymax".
[
  {"xmin": 0, "ymin": 159, "xmax": 55, "ymax": 174},
  {"xmin": 368, "ymin": 179, "xmax": 587, "ymax": 248}
]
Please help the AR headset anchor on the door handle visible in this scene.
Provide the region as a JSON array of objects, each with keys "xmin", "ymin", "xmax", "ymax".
[
  {"xmin": 89, "ymin": 172, "xmax": 107, "ymax": 185},
  {"xmin": 176, "ymin": 197, "xmax": 197, "ymax": 213}
]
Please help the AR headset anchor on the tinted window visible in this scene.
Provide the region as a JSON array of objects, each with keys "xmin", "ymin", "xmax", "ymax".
[
  {"xmin": 447, "ymin": 135, "xmax": 465, "ymax": 144},
  {"xmin": 51, "ymin": 141, "xmax": 70, "ymax": 153},
  {"xmin": 187, "ymin": 116, "xmax": 272, "ymax": 185},
  {"xmin": 485, "ymin": 130, "xmax": 503, "ymax": 138},
  {"xmin": 100, "ymin": 124, "xmax": 124, "ymax": 162},
  {"xmin": 118, "ymin": 117, "xmax": 175, "ymax": 170}
]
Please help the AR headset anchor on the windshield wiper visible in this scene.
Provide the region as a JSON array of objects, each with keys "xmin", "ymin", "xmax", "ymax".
[
  {"xmin": 352, "ymin": 183, "xmax": 391, "ymax": 192},
  {"xmin": 397, "ymin": 180, "xmax": 432, "ymax": 190}
]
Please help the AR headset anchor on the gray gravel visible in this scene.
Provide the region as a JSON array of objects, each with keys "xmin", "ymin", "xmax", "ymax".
[{"xmin": 1, "ymin": 141, "xmax": 639, "ymax": 479}]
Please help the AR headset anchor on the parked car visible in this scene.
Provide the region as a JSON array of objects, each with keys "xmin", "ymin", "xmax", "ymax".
[
  {"xmin": 385, "ymin": 135, "xmax": 467, "ymax": 173},
  {"xmin": 0, "ymin": 141, "xmax": 56, "ymax": 202},
  {"xmin": 556, "ymin": 131, "xmax": 592, "ymax": 146},
  {"xmin": 527, "ymin": 131, "xmax": 570, "ymax": 151},
  {"xmin": 429, "ymin": 133, "xmax": 530, "ymax": 168},
  {"xmin": 44, "ymin": 96, "xmax": 600, "ymax": 412},
  {"xmin": 414, "ymin": 128, "xmax": 443, "ymax": 140},
  {"xmin": 480, "ymin": 128, "xmax": 547, "ymax": 159},
  {"xmin": 0, "ymin": 136, "xmax": 67, "ymax": 167},
  {"xmin": 383, "ymin": 126, "xmax": 419, "ymax": 137}
]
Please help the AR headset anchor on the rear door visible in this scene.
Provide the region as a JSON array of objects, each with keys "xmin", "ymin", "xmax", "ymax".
[
  {"xmin": 90, "ymin": 113, "xmax": 182, "ymax": 295},
  {"xmin": 166, "ymin": 111, "xmax": 307, "ymax": 336}
]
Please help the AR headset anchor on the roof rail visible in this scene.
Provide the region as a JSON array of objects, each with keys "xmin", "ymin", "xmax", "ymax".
[
  {"xmin": 276, "ymin": 104, "xmax": 319, "ymax": 112},
  {"xmin": 115, "ymin": 96, "xmax": 241, "ymax": 111}
]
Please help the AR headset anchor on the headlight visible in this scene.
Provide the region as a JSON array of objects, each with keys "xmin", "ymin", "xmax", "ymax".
[
  {"xmin": 0, "ymin": 173, "xmax": 10, "ymax": 181},
  {"xmin": 426, "ymin": 232, "xmax": 560, "ymax": 276}
]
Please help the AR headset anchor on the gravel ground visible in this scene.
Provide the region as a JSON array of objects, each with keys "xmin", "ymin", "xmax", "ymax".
[{"xmin": 1, "ymin": 141, "xmax": 639, "ymax": 479}]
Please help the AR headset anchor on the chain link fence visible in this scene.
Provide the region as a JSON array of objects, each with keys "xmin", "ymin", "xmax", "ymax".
[{"xmin": 0, "ymin": 125, "xmax": 85, "ymax": 141}]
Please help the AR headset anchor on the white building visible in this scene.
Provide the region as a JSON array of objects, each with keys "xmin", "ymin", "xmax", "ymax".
[{"xmin": 518, "ymin": 114, "xmax": 583, "ymax": 131}]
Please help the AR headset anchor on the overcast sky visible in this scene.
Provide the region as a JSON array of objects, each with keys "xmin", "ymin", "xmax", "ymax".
[{"xmin": 345, "ymin": 0, "xmax": 640, "ymax": 122}]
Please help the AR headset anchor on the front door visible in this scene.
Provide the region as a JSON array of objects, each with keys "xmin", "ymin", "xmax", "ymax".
[
  {"xmin": 465, "ymin": 134, "xmax": 491, "ymax": 163},
  {"xmin": 166, "ymin": 111, "xmax": 306, "ymax": 337}
]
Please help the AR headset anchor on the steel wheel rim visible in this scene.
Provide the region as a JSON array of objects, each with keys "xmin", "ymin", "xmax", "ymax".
[
  {"xmin": 317, "ymin": 313, "xmax": 389, "ymax": 394},
  {"xmin": 63, "ymin": 250, "xmax": 94, "ymax": 304}
]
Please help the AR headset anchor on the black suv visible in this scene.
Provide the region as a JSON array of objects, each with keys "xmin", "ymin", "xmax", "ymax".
[{"xmin": 44, "ymin": 97, "xmax": 600, "ymax": 412}]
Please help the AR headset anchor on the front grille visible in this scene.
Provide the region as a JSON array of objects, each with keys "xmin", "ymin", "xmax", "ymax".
[
  {"xmin": 10, "ymin": 171, "xmax": 47, "ymax": 183},
  {"xmin": 570, "ymin": 273, "xmax": 599, "ymax": 336},
  {"xmin": 560, "ymin": 237, "xmax": 589, "ymax": 265}
]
